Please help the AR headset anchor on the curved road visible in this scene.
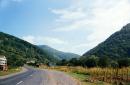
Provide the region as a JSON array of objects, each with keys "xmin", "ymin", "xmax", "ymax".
[{"xmin": 0, "ymin": 67, "xmax": 80, "ymax": 85}]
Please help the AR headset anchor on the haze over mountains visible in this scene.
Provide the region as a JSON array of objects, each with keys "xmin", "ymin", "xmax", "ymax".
[
  {"xmin": 39, "ymin": 45, "xmax": 80, "ymax": 60},
  {"xmin": 83, "ymin": 23, "xmax": 130, "ymax": 59}
]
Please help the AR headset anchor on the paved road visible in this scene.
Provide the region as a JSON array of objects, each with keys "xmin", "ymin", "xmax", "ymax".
[{"xmin": 0, "ymin": 67, "xmax": 80, "ymax": 85}]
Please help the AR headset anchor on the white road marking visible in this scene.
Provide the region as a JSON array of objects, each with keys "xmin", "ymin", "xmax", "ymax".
[
  {"xmin": 16, "ymin": 81, "xmax": 23, "ymax": 85},
  {"xmin": 30, "ymin": 75, "xmax": 33, "ymax": 77}
]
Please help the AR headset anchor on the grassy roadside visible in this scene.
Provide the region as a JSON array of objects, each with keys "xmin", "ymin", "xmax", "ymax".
[
  {"xmin": 40, "ymin": 66, "xmax": 112, "ymax": 85},
  {"xmin": 68, "ymin": 72, "xmax": 112, "ymax": 85},
  {"xmin": 0, "ymin": 67, "xmax": 22, "ymax": 76}
]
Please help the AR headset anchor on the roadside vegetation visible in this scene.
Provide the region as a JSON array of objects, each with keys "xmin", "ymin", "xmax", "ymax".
[
  {"xmin": 68, "ymin": 72, "xmax": 111, "ymax": 85},
  {"xmin": 40, "ymin": 66, "xmax": 130, "ymax": 85},
  {"xmin": 38, "ymin": 53, "xmax": 130, "ymax": 85},
  {"xmin": 0, "ymin": 67, "xmax": 22, "ymax": 76}
]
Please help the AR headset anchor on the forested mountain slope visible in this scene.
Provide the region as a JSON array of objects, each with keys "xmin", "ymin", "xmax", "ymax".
[{"xmin": 0, "ymin": 32, "xmax": 57, "ymax": 66}]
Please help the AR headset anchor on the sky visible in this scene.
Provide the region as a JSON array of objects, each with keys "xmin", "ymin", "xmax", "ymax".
[{"xmin": 0, "ymin": 0, "xmax": 130, "ymax": 55}]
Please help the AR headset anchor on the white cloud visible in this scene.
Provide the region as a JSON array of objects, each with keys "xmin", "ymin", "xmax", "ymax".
[
  {"xmin": 53, "ymin": 19, "xmax": 90, "ymax": 31},
  {"xmin": 43, "ymin": 37, "xmax": 68, "ymax": 45},
  {"xmin": 22, "ymin": 35, "xmax": 68, "ymax": 46},
  {"xmin": 86, "ymin": 0, "xmax": 130, "ymax": 42},
  {"xmin": 50, "ymin": 0, "xmax": 130, "ymax": 54},
  {"xmin": 52, "ymin": 0, "xmax": 130, "ymax": 32},
  {"xmin": 22, "ymin": 35, "xmax": 36, "ymax": 44},
  {"xmin": 51, "ymin": 7, "xmax": 86, "ymax": 22}
]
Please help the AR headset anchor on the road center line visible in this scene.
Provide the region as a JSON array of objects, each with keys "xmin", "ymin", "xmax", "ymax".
[{"xmin": 16, "ymin": 81, "xmax": 23, "ymax": 85}]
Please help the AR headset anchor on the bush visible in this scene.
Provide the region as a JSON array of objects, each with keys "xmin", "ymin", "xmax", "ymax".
[
  {"xmin": 118, "ymin": 58, "xmax": 130, "ymax": 68},
  {"xmin": 68, "ymin": 58, "xmax": 80, "ymax": 66},
  {"xmin": 83, "ymin": 56, "xmax": 99, "ymax": 68}
]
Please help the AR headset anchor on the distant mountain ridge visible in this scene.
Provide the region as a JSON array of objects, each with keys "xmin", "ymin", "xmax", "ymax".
[
  {"xmin": 83, "ymin": 23, "xmax": 130, "ymax": 59},
  {"xmin": 38, "ymin": 45, "xmax": 80, "ymax": 60}
]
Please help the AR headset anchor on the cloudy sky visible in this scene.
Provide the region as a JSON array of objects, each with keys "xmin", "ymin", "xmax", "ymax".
[{"xmin": 0, "ymin": 0, "xmax": 130, "ymax": 55}]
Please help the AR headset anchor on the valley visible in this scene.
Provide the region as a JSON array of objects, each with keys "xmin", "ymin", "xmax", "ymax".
[
  {"xmin": 0, "ymin": 0, "xmax": 130, "ymax": 84},
  {"xmin": 1, "ymin": 23, "xmax": 130, "ymax": 85}
]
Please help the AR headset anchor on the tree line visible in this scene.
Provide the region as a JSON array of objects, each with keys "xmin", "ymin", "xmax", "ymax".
[{"xmin": 57, "ymin": 55, "xmax": 130, "ymax": 68}]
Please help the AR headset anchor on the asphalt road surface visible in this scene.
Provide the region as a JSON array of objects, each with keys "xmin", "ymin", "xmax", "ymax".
[{"xmin": 0, "ymin": 67, "xmax": 80, "ymax": 85}]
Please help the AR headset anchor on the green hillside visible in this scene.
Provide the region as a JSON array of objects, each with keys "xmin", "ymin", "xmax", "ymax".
[
  {"xmin": 0, "ymin": 32, "xmax": 57, "ymax": 67},
  {"xmin": 83, "ymin": 23, "xmax": 130, "ymax": 59}
]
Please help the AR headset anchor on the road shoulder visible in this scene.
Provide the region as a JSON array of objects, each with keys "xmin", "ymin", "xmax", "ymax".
[{"xmin": 0, "ymin": 67, "xmax": 27, "ymax": 79}]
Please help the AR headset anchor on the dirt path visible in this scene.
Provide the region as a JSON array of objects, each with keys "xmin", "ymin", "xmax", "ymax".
[{"xmin": 41, "ymin": 69, "xmax": 81, "ymax": 85}]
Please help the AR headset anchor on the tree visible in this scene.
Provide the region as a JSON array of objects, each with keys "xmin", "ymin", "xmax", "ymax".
[
  {"xmin": 68, "ymin": 58, "xmax": 79, "ymax": 66},
  {"xmin": 8, "ymin": 55, "xmax": 25, "ymax": 67},
  {"xmin": 110, "ymin": 60, "xmax": 119, "ymax": 68},
  {"xmin": 57, "ymin": 59, "xmax": 68, "ymax": 66},
  {"xmin": 98, "ymin": 56, "xmax": 110, "ymax": 68},
  {"xmin": 84, "ymin": 56, "xmax": 98, "ymax": 68}
]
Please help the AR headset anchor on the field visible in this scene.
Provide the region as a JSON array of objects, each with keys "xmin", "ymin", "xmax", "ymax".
[{"xmin": 40, "ymin": 66, "xmax": 130, "ymax": 85}]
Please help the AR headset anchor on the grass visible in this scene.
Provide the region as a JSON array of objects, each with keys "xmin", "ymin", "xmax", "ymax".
[
  {"xmin": 0, "ymin": 67, "xmax": 22, "ymax": 76},
  {"xmin": 68, "ymin": 72, "xmax": 89, "ymax": 85},
  {"xmin": 68, "ymin": 72, "xmax": 112, "ymax": 85}
]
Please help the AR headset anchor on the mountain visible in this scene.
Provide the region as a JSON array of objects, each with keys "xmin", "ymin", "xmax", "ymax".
[
  {"xmin": 83, "ymin": 23, "xmax": 130, "ymax": 59},
  {"xmin": 38, "ymin": 45, "xmax": 80, "ymax": 60},
  {"xmin": 0, "ymin": 32, "xmax": 57, "ymax": 67}
]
